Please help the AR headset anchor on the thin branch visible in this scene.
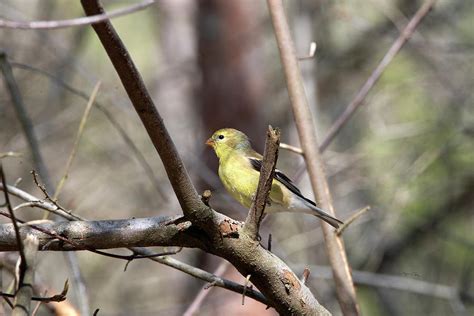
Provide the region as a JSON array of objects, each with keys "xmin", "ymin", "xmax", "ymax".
[
  {"xmin": 266, "ymin": 0, "xmax": 359, "ymax": 314},
  {"xmin": 0, "ymin": 0, "xmax": 155, "ymax": 30},
  {"xmin": 13, "ymin": 235, "xmax": 39, "ymax": 315},
  {"xmin": 301, "ymin": 268, "xmax": 311, "ymax": 285},
  {"xmin": 141, "ymin": 254, "xmax": 268, "ymax": 305},
  {"xmin": 1, "ymin": 182, "xmax": 79, "ymax": 221},
  {"xmin": 0, "ymin": 152, "xmax": 23, "ymax": 159},
  {"xmin": 1, "ymin": 280, "xmax": 68, "ymax": 303},
  {"xmin": 10, "ymin": 62, "xmax": 167, "ymax": 201},
  {"xmin": 279, "ymin": 143, "xmax": 304, "ymax": 155},
  {"xmin": 53, "ymin": 81, "xmax": 101, "ymax": 201},
  {"xmin": 31, "ymin": 171, "xmax": 82, "ymax": 221},
  {"xmin": 0, "ymin": 52, "xmax": 53, "ymax": 194},
  {"xmin": 183, "ymin": 260, "xmax": 231, "ymax": 316},
  {"xmin": 303, "ymin": 265, "xmax": 462, "ymax": 301},
  {"xmin": 0, "ymin": 164, "xmax": 27, "ymax": 285},
  {"xmin": 298, "ymin": 42, "xmax": 317, "ymax": 60},
  {"xmin": 242, "ymin": 274, "xmax": 252, "ymax": 305},
  {"xmin": 243, "ymin": 126, "xmax": 280, "ymax": 239},
  {"xmin": 336, "ymin": 206, "xmax": 371, "ymax": 236},
  {"xmin": 319, "ymin": 0, "xmax": 437, "ymax": 152}
]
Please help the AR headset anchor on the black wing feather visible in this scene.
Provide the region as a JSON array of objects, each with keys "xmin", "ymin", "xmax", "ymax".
[
  {"xmin": 249, "ymin": 157, "xmax": 343, "ymax": 228},
  {"xmin": 249, "ymin": 158, "xmax": 316, "ymax": 206}
]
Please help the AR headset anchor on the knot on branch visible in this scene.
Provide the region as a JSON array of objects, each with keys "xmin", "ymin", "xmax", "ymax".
[
  {"xmin": 219, "ymin": 218, "xmax": 242, "ymax": 238},
  {"xmin": 281, "ymin": 269, "xmax": 301, "ymax": 294}
]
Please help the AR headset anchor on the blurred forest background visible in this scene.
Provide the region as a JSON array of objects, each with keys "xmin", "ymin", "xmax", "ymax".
[{"xmin": 0, "ymin": 0, "xmax": 473, "ymax": 315}]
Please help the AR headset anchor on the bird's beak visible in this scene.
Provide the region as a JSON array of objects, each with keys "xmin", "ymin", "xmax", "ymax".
[{"xmin": 205, "ymin": 138, "xmax": 214, "ymax": 147}]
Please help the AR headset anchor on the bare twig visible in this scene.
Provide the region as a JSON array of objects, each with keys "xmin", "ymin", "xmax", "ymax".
[
  {"xmin": 319, "ymin": 0, "xmax": 437, "ymax": 152},
  {"xmin": 279, "ymin": 143, "xmax": 304, "ymax": 155},
  {"xmin": 0, "ymin": 165, "xmax": 26, "ymax": 285},
  {"xmin": 10, "ymin": 62, "xmax": 167, "ymax": 201},
  {"xmin": 0, "ymin": 53, "xmax": 53, "ymax": 194},
  {"xmin": 143, "ymin": 255, "xmax": 267, "ymax": 305},
  {"xmin": 242, "ymin": 274, "xmax": 252, "ymax": 305},
  {"xmin": 1, "ymin": 280, "xmax": 68, "ymax": 303},
  {"xmin": 13, "ymin": 235, "xmax": 39, "ymax": 315},
  {"xmin": 301, "ymin": 268, "xmax": 311, "ymax": 285},
  {"xmin": 3, "ymin": 183, "xmax": 78, "ymax": 221},
  {"xmin": 298, "ymin": 42, "xmax": 317, "ymax": 60},
  {"xmin": 0, "ymin": 152, "xmax": 23, "ymax": 159},
  {"xmin": 0, "ymin": 0, "xmax": 155, "ymax": 30},
  {"xmin": 267, "ymin": 233, "xmax": 272, "ymax": 252},
  {"xmin": 31, "ymin": 171, "xmax": 81, "ymax": 221},
  {"xmin": 266, "ymin": 0, "xmax": 359, "ymax": 314},
  {"xmin": 302, "ymin": 264, "xmax": 463, "ymax": 301},
  {"xmin": 123, "ymin": 247, "xmax": 183, "ymax": 271},
  {"xmin": 183, "ymin": 260, "xmax": 231, "ymax": 316},
  {"xmin": 336, "ymin": 206, "xmax": 371, "ymax": 236},
  {"xmin": 243, "ymin": 126, "xmax": 280, "ymax": 239},
  {"xmin": 53, "ymin": 81, "xmax": 101, "ymax": 201},
  {"xmin": 201, "ymin": 190, "xmax": 212, "ymax": 207}
]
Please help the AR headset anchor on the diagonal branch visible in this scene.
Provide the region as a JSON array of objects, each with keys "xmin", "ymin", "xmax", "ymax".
[
  {"xmin": 80, "ymin": 0, "xmax": 203, "ymax": 217},
  {"xmin": 9, "ymin": 62, "xmax": 167, "ymax": 201},
  {"xmin": 266, "ymin": 0, "xmax": 359, "ymax": 314},
  {"xmin": 53, "ymin": 81, "xmax": 101, "ymax": 201},
  {"xmin": 243, "ymin": 126, "xmax": 280, "ymax": 239},
  {"xmin": 319, "ymin": 0, "xmax": 437, "ymax": 152},
  {"xmin": 0, "ymin": 0, "xmax": 155, "ymax": 30},
  {"xmin": 0, "ymin": 164, "xmax": 27, "ymax": 286},
  {"xmin": 0, "ymin": 52, "xmax": 53, "ymax": 193}
]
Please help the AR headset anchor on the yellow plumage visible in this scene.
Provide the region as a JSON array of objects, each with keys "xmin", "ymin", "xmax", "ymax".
[{"xmin": 206, "ymin": 128, "xmax": 343, "ymax": 228}]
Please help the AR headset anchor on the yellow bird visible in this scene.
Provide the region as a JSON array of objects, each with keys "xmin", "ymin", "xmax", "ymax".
[{"xmin": 206, "ymin": 128, "xmax": 343, "ymax": 228}]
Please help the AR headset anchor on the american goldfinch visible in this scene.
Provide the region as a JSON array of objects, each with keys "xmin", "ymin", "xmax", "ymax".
[{"xmin": 206, "ymin": 128, "xmax": 343, "ymax": 228}]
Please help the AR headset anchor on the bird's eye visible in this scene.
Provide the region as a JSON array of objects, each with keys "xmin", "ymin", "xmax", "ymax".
[{"xmin": 218, "ymin": 135, "xmax": 225, "ymax": 140}]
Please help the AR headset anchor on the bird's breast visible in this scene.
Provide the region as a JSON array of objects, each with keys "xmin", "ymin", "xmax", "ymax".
[{"xmin": 218, "ymin": 155, "xmax": 259, "ymax": 208}]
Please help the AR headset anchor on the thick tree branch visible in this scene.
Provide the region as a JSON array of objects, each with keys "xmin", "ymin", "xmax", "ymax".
[
  {"xmin": 243, "ymin": 126, "xmax": 280, "ymax": 239},
  {"xmin": 266, "ymin": 0, "xmax": 359, "ymax": 315},
  {"xmin": 0, "ymin": 216, "xmax": 199, "ymax": 251},
  {"xmin": 1, "ymin": 183, "xmax": 327, "ymax": 314}
]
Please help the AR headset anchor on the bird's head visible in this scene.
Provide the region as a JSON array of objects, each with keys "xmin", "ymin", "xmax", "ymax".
[{"xmin": 206, "ymin": 128, "xmax": 251, "ymax": 158}]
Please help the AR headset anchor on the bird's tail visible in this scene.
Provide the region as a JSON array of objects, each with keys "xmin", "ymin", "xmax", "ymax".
[{"xmin": 301, "ymin": 199, "xmax": 343, "ymax": 229}]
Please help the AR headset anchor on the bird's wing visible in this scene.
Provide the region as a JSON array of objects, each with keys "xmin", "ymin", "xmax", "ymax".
[
  {"xmin": 248, "ymin": 156, "xmax": 343, "ymax": 228},
  {"xmin": 248, "ymin": 157, "xmax": 309, "ymax": 203}
]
